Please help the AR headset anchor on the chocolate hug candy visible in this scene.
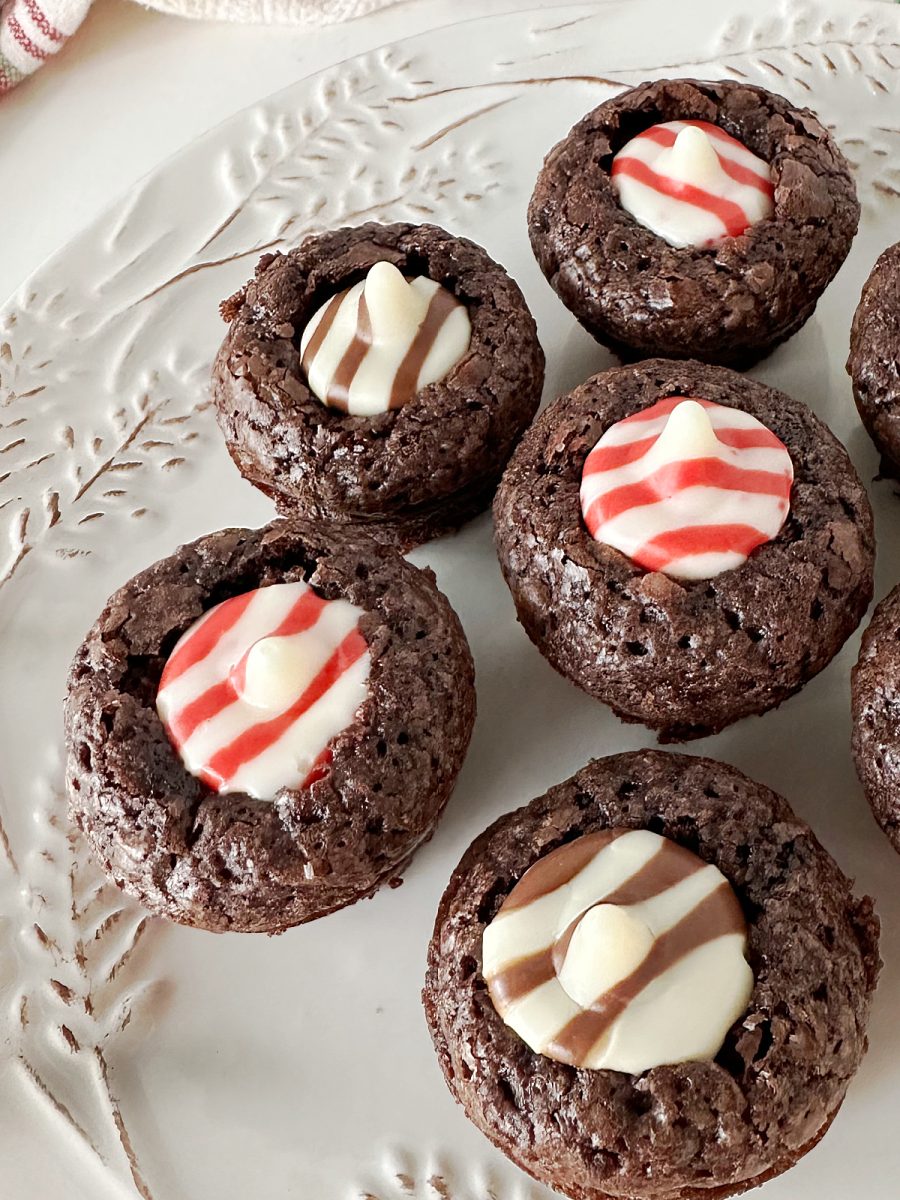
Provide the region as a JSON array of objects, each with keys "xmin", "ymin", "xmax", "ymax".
[
  {"xmin": 528, "ymin": 78, "xmax": 859, "ymax": 367},
  {"xmin": 300, "ymin": 261, "xmax": 471, "ymax": 416},
  {"xmin": 423, "ymin": 749, "xmax": 880, "ymax": 1200},
  {"xmin": 482, "ymin": 827, "xmax": 753, "ymax": 1073},
  {"xmin": 212, "ymin": 223, "xmax": 545, "ymax": 549}
]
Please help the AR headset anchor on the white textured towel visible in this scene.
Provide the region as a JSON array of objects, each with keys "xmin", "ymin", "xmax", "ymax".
[
  {"xmin": 0, "ymin": 0, "xmax": 397, "ymax": 94},
  {"xmin": 0, "ymin": 0, "xmax": 91, "ymax": 92},
  {"xmin": 139, "ymin": 0, "xmax": 397, "ymax": 23}
]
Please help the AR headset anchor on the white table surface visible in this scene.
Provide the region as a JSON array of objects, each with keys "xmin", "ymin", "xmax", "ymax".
[
  {"xmin": 3, "ymin": 5, "xmax": 898, "ymax": 1198},
  {"xmin": 0, "ymin": 0, "xmax": 604, "ymax": 305}
]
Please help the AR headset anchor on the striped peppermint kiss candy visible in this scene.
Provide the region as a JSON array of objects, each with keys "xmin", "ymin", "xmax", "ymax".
[
  {"xmin": 300, "ymin": 261, "xmax": 471, "ymax": 416},
  {"xmin": 611, "ymin": 120, "xmax": 775, "ymax": 248},
  {"xmin": 156, "ymin": 581, "xmax": 370, "ymax": 800},
  {"xmin": 579, "ymin": 396, "xmax": 794, "ymax": 581}
]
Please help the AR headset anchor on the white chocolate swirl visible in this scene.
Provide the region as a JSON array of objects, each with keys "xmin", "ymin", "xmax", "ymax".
[{"xmin": 299, "ymin": 261, "xmax": 471, "ymax": 416}]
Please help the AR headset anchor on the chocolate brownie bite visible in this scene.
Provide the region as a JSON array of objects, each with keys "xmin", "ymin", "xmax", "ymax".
[
  {"xmin": 847, "ymin": 241, "xmax": 900, "ymax": 476},
  {"xmin": 424, "ymin": 750, "xmax": 880, "ymax": 1200},
  {"xmin": 529, "ymin": 78, "xmax": 859, "ymax": 369},
  {"xmin": 64, "ymin": 520, "xmax": 476, "ymax": 933},
  {"xmin": 212, "ymin": 222, "xmax": 545, "ymax": 551},
  {"xmin": 852, "ymin": 583, "xmax": 900, "ymax": 854},
  {"xmin": 494, "ymin": 358, "xmax": 874, "ymax": 741}
]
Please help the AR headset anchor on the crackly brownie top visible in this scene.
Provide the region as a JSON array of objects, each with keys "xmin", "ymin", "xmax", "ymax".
[
  {"xmin": 425, "ymin": 749, "xmax": 880, "ymax": 1199},
  {"xmin": 212, "ymin": 222, "xmax": 544, "ymax": 528},
  {"xmin": 852, "ymin": 582, "xmax": 900, "ymax": 854},
  {"xmin": 528, "ymin": 78, "xmax": 859, "ymax": 366},
  {"xmin": 65, "ymin": 519, "xmax": 475, "ymax": 930},
  {"xmin": 848, "ymin": 240, "xmax": 900, "ymax": 473},
  {"xmin": 493, "ymin": 358, "xmax": 874, "ymax": 739}
]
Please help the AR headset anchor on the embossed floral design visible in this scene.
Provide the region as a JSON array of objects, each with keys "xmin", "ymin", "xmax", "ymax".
[
  {"xmin": 0, "ymin": 4, "xmax": 898, "ymax": 1196},
  {"xmin": 709, "ymin": 6, "xmax": 900, "ymax": 201},
  {"xmin": 0, "ymin": 776, "xmax": 161, "ymax": 1197},
  {"xmin": 351, "ymin": 1145, "xmax": 549, "ymax": 1200},
  {"xmin": 0, "ymin": 42, "xmax": 513, "ymax": 1200},
  {"xmin": 0, "ymin": 47, "xmax": 507, "ymax": 599}
]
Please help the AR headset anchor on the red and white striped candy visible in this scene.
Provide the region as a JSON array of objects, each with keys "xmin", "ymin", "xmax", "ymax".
[
  {"xmin": 611, "ymin": 120, "xmax": 775, "ymax": 248},
  {"xmin": 579, "ymin": 396, "xmax": 793, "ymax": 580},
  {"xmin": 156, "ymin": 582, "xmax": 370, "ymax": 800}
]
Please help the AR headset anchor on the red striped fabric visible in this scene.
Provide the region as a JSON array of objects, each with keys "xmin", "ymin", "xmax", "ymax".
[
  {"xmin": 23, "ymin": 0, "xmax": 64, "ymax": 42},
  {"xmin": 0, "ymin": 0, "xmax": 91, "ymax": 97},
  {"xmin": 7, "ymin": 13, "xmax": 49, "ymax": 60}
]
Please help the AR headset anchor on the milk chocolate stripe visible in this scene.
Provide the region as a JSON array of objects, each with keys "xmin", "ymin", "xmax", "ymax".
[
  {"xmin": 487, "ymin": 947, "xmax": 555, "ymax": 1007},
  {"xmin": 501, "ymin": 829, "xmax": 623, "ymax": 913},
  {"xmin": 550, "ymin": 840, "xmax": 705, "ymax": 976},
  {"xmin": 300, "ymin": 289, "xmax": 345, "ymax": 374},
  {"xmin": 601, "ymin": 838, "xmax": 706, "ymax": 907},
  {"xmin": 554, "ymin": 840, "xmax": 710, "ymax": 979},
  {"xmin": 324, "ymin": 292, "xmax": 373, "ymax": 413},
  {"xmin": 546, "ymin": 881, "xmax": 745, "ymax": 1065},
  {"xmin": 494, "ymin": 836, "xmax": 706, "ymax": 995},
  {"xmin": 390, "ymin": 287, "xmax": 463, "ymax": 409}
]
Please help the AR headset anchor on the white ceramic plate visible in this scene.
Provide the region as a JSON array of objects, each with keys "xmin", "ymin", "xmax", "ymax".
[{"xmin": 2, "ymin": 2, "xmax": 900, "ymax": 1196}]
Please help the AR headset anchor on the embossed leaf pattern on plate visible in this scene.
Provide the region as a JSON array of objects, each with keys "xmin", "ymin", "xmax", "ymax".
[{"xmin": 2, "ymin": 3, "xmax": 899, "ymax": 1198}]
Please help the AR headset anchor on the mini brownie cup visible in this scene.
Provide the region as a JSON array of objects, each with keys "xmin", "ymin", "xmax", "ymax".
[
  {"xmin": 528, "ymin": 78, "xmax": 859, "ymax": 369},
  {"xmin": 852, "ymin": 583, "xmax": 900, "ymax": 854},
  {"xmin": 64, "ymin": 520, "xmax": 476, "ymax": 933},
  {"xmin": 494, "ymin": 359, "xmax": 874, "ymax": 741},
  {"xmin": 847, "ymin": 241, "xmax": 900, "ymax": 476},
  {"xmin": 212, "ymin": 222, "xmax": 545, "ymax": 551},
  {"xmin": 424, "ymin": 750, "xmax": 880, "ymax": 1200}
]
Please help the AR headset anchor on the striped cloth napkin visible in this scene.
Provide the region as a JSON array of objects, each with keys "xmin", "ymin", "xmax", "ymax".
[
  {"xmin": 0, "ymin": 0, "xmax": 396, "ymax": 95},
  {"xmin": 0, "ymin": 0, "xmax": 90, "ymax": 93}
]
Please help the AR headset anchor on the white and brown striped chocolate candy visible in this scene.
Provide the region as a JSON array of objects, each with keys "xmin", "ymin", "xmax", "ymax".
[
  {"xmin": 299, "ymin": 261, "xmax": 471, "ymax": 416},
  {"xmin": 482, "ymin": 829, "xmax": 753, "ymax": 1073}
]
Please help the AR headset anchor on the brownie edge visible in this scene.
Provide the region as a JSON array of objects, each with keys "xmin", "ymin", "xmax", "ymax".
[
  {"xmin": 424, "ymin": 749, "xmax": 880, "ymax": 1200},
  {"xmin": 65, "ymin": 519, "xmax": 476, "ymax": 932}
]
